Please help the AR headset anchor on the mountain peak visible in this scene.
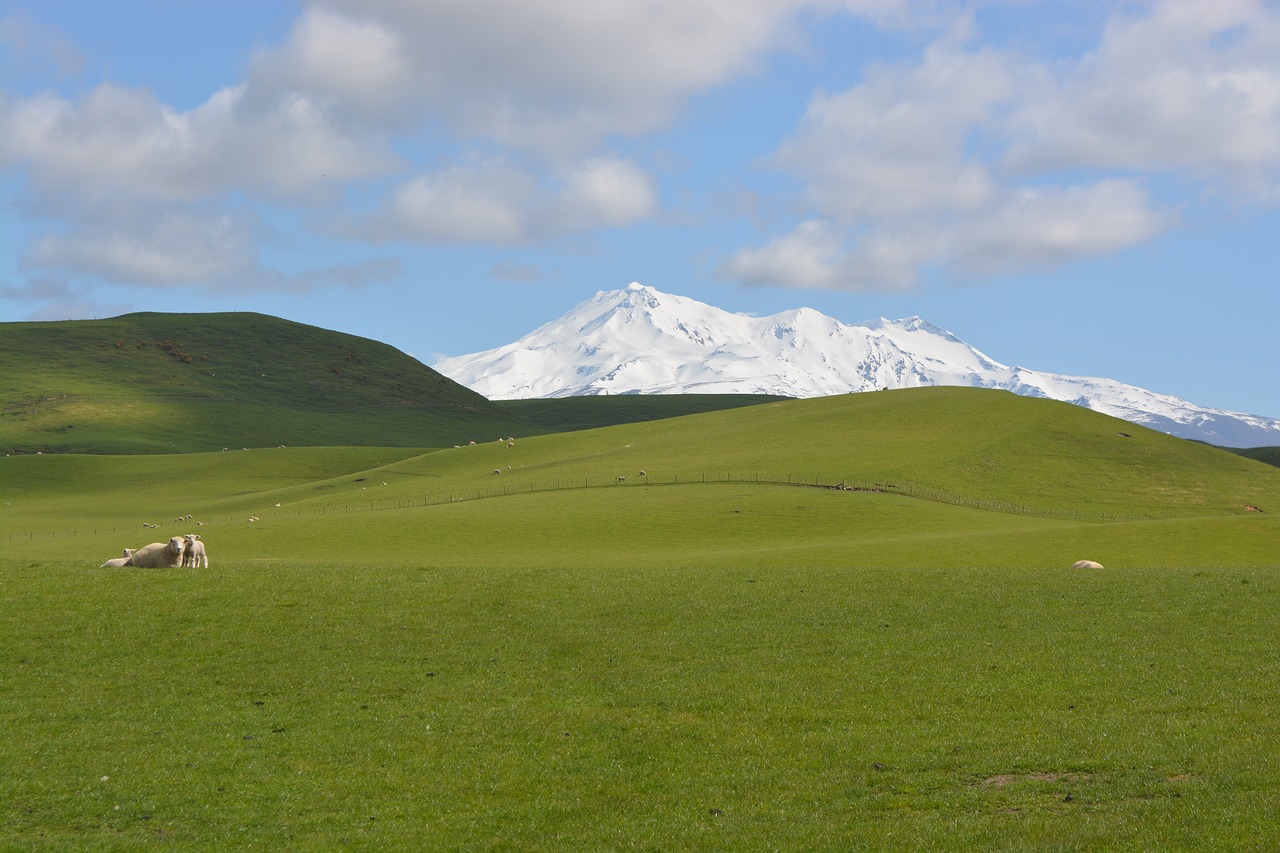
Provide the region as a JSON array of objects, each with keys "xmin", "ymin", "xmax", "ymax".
[{"xmin": 433, "ymin": 284, "xmax": 1280, "ymax": 446}]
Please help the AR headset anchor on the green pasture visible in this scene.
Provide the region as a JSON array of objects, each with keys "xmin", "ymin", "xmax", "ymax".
[
  {"xmin": 3, "ymin": 557, "xmax": 1278, "ymax": 849},
  {"xmin": 2, "ymin": 389, "xmax": 1279, "ymax": 848}
]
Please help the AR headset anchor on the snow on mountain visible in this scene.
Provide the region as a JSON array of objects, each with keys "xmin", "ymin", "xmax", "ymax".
[{"xmin": 433, "ymin": 282, "xmax": 1280, "ymax": 448}]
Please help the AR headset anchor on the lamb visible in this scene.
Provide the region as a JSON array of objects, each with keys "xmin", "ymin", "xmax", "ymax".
[
  {"xmin": 183, "ymin": 534, "xmax": 209, "ymax": 568},
  {"xmin": 1072, "ymin": 560, "xmax": 1105, "ymax": 569},
  {"xmin": 100, "ymin": 548, "xmax": 134, "ymax": 568},
  {"xmin": 126, "ymin": 537, "xmax": 187, "ymax": 568}
]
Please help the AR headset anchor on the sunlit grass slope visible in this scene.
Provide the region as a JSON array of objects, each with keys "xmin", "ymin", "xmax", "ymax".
[
  {"xmin": 2, "ymin": 388, "xmax": 1278, "ymax": 849},
  {"xmin": 0, "ymin": 311, "xmax": 533, "ymax": 453},
  {"xmin": 4, "ymin": 388, "xmax": 1277, "ymax": 566}
]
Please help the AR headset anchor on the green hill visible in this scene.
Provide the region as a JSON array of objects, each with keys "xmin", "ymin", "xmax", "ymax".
[
  {"xmin": 0, "ymin": 312, "xmax": 535, "ymax": 453},
  {"xmin": 5, "ymin": 387, "xmax": 1277, "ymax": 565},
  {"xmin": 4, "ymin": 387, "xmax": 1280, "ymax": 849}
]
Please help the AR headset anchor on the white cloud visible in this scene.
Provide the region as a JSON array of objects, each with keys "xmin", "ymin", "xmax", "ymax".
[
  {"xmin": 247, "ymin": 7, "xmax": 413, "ymax": 123},
  {"xmin": 549, "ymin": 157, "xmax": 658, "ymax": 230},
  {"xmin": 950, "ymin": 180, "xmax": 1174, "ymax": 276},
  {"xmin": 23, "ymin": 209, "xmax": 256, "ymax": 285},
  {"xmin": 0, "ymin": 13, "xmax": 85, "ymax": 79},
  {"xmin": 724, "ymin": 0, "xmax": 1280, "ymax": 291},
  {"xmin": 365, "ymin": 155, "xmax": 658, "ymax": 244},
  {"xmin": 721, "ymin": 220, "xmax": 854, "ymax": 289},
  {"xmin": 377, "ymin": 161, "xmax": 534, "ymax": 244},
  {"xmin": 311, "ymin": 0, "xmax": 841, "ymax": 155},
  {"xmin": 0, "ymin": 82, "xmax": 392, "ymax": 206},
  {"xmin": 775, "ymin": 40, "xmax": 1011, "ymax": 222},
  {"xmin": 1003, "ymin": 0, "xmax": 1280, "ymax": 196}
]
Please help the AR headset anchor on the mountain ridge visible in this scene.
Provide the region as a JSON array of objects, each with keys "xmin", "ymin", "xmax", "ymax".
[{"xmin": 434, "ymin": 283, "xmax": 1280, "ymax": 448}]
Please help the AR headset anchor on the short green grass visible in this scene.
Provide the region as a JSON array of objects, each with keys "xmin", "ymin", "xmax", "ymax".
[
  {"xmin": 3, "ymin": 559, "xmax": 1277, "ymax": 849},
  {"xmin": 2, "ymin": 389, "xmax": 1279, "ymax": 848}
]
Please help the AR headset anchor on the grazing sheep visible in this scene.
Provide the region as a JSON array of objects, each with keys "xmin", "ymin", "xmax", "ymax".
[
  {"xmin": 183, "ymin": 534, "xmax": 208, "ymax": 568},
  {"xmin": 126, "ymin": 537, "xmax": 186, "ymax": 568},
  {"xmin": 1072, "ymin": 560, "xmax": 1105, "ymax": 569},
  {"xmin": 100, "ymin": 548, "xmax": 134, "ymax": 568}
]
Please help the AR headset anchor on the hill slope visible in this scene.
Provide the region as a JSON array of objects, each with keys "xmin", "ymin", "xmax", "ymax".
[
  {"xmin": 5, "ymin": 388, "xmax": 1278, "ymax": 566},
  {"xmin": 0, "ymin": 312, "xmax": 534, "ymax": 453},
  {"xmin": 4, "ymin": 388, "xmax": 1279, "ymax": 851}
]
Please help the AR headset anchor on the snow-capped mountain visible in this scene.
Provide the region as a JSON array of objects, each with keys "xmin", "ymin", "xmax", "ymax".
[{"xmin": 434, "ymin": 283, "xmax": 1280, "ymax": 448}]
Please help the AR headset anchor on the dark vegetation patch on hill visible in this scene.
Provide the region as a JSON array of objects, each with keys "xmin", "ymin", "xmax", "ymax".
[
  {"xmin": 1233, "ymin": 446, "xmax": 1280, "ymax": 469},
  {"xmin": 492, "ymin": 393, "xmax": 791, "ymax": 432}
]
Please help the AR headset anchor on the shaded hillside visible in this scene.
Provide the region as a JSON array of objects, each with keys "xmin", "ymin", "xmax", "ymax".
[
  {"xmin": 493, "ymin": 393, "xmax": 790, "ymax": 432},
  {"xmin": 1233, "ymin": 446, "xmax": 1280, "ymax": 469},
  {"xmin": 0, "ymin": 312, "xmax": 535, "ymax": 453}
]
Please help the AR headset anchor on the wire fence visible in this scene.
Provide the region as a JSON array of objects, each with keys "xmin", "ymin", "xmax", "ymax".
[{"xmin": 4, "ymin": 471, "xmax": 1141, "ymax": 544}]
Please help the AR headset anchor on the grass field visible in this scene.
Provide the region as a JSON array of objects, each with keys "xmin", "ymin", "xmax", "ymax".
[{"xmin": 2, "ymin": 389, "xmax": 1278, "ymax": 849}]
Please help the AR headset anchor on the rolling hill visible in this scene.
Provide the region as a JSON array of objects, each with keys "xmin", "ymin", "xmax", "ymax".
[
  {"xmin": 4, "ymin": 387, "xmax": 1277, "ymax": 568},
  {"xmin": 4, "ymin": 385, "xmax": 1279, "ymax": 849},
  {"xmin": 0, "ymin": 312, "xmax": 538, "ymax": 453}
]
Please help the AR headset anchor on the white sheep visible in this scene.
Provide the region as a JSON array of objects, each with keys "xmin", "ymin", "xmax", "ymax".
[
  {"xmin": 183, "ymin": 534, "xmax": 209, "ymax": 568},
  {"xmin": 1072, "ymin": 560, "xmax": 1105, "ymax": 569},
  {"xmin": 100, "ymin": 548, "xmax": 134, "ymax": 568},
  {"xmin": 126, "ymin": 537, "xmax": 187, "ymax": 568}
]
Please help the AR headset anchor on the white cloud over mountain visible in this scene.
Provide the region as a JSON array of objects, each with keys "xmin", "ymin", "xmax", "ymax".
[{"xmin": 2, "ymin": 0, "xmax": 1279, "ymax": 305}]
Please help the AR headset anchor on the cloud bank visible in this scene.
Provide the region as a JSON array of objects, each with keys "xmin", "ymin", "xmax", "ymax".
[
  {"xmin": 2, "ymin": 0, "xmax": 1280, "ymax": 312},
  {"xmin": 722, "ymin": 0, "xmax": 1280, "ymax": 290}
]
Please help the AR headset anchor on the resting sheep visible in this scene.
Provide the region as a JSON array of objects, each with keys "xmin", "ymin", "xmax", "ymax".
[
  {"xmin": 183, "ymin": 534, "xmax": 209, "ymax": 568},
  {"xmin": 126, "ymin": 537, "xmax": 187, "ymax": 568},
  {"xmin": 100, "ymin": 548, "xmax": 135, "ymax": 568},
  {"xmin": 1072, "ymin": 560, "xmax": 1105, "ymax": 569}
]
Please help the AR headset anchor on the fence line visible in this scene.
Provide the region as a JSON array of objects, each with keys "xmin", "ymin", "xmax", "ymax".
[{"xmin": 6, "ymin": 472, "xmax": 1143, "ymax": 544}]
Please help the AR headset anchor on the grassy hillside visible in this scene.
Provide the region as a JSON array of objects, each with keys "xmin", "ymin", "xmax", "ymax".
[
  {"xmin": 3, "ymin": 388, "xmax": 1278, "ymax": 848},
  {"xmin": 5, "ymin": 388, "xmax": 1277, "ymax": 561},
  {"xmin": 0, "ymin": 312, "xmax": 534, "ymax": 453},
  {"xmin": 494, "ymin": 393, "xmax": 790, "ymax": 432}
]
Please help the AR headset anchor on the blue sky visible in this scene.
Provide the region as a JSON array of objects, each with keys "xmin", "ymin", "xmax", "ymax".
[{"xmin": 2, "ymin": 0, "xmax": 1277, "ymax": 418}]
